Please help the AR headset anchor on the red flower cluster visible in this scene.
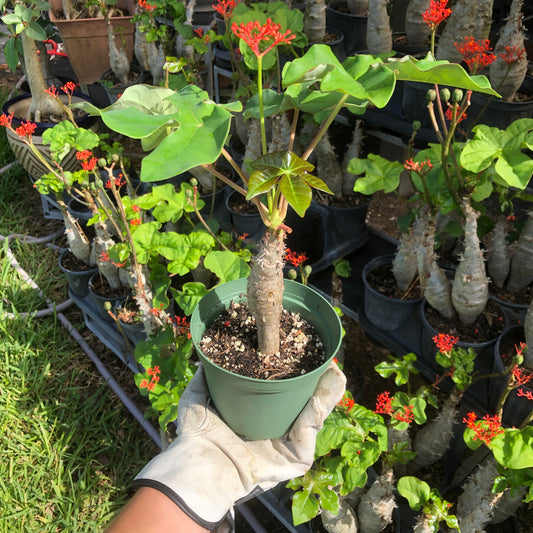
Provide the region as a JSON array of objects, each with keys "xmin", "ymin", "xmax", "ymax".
[
  {"xmin": 285, "ymin": 248, "xmax": 308, "ymax": 267},
  {"xmin": 45, "ymin": 86, "xmax": 59, "ymax": 98},
  {"xmin": 422, "ymin": 0, "xmax": 452, "ymax": 30},
  {"xmin": 455, "ymin": 37, "xmax": 496, "ymax": 74},
  {"xmin": 512, "ymin": 365, "xmax": 532, "ymax": 387},
  {"xmin": 445, "ymin": 107, "xmax": 467, "ymax": 123},
  {"xmin": 338, "ymin": 394, "xmax": 355, "ymax": 412},
  {"xmin": 0, "ymin": 113, "xmax": 13, "ymax": 128},
  {"xmin": 105, "ymin": 176, "xmax": 126, "ymax": 189},
  {"xmin": 404, "ymin": 158, "xmax": 433, "ymax": 172},
  {"xmin": 130, "ymin": 218, "xmax": 142, "ymax": 226},
  {"xmin": 139, "ymin": 0, "xmax": 156, "ymax": 11},
  {"xmin": 15, "ymin": 121, "xmax": 37, "ymax": 139},
  {"xmin": 150, "ymin": 303, "xmax": 165, "ymax": 317},
  {"xmin": 232, "ymin": 19, "xmax": 295, "ymax": 59},
  {"xmin": 62, "ymin": 81, "xmax": 76, "ymax": 95},
  {"xmin": 132, "ymin": 204, "xmax": 141, "ymax": 213},
  {"xmin": 76, "ymin": 150, "xmax": 98, "ymax": 171},
  {"xmin": 100, "ymin": 251, "xmax": 126, "ymax": 267},
  {"xmin": 374, "ymin": 391, "xmax": 393, "ymax": 415},
  {"xmin": 517, "ymin": 388, "xmax": 533, "ymax": 401},
  {"xmin": 499, "ymin": 45, "xmax": 526, "ymax": 65},
  {"xmin": 174, "ymin": 315, "xmax": 191, "ymax": 338},
  {"xmin": 213, "ymin": 0, "xmax": 239, "ymax": 21},
  {"xmin": 140, "ymin": 366, "xmax": 161, "ymax": 391},
  {"xmin": 394, "ymin": 405, "xmax": 414, "ymax": 423},
  {"xmin": 463, "ymin": 412, "xmax": 504, "ymax": 445},
  {"xmin": 433, "ymin": 333, "xmax": 458, "ymax": 353}
]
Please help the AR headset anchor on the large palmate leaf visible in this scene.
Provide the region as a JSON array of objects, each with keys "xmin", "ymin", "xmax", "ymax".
[{"xmin": 76, "ymin": 84, "xmax": 241, "ymax": 182}]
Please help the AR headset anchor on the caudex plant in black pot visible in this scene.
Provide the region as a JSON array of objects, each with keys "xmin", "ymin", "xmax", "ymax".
[
  {"xmin": 350, "ymin": 7, "xmax": 533, "ymax": 345},
  {"xmin": 80, "ymin": 14, "xmax": 500, "ymax": 439}
]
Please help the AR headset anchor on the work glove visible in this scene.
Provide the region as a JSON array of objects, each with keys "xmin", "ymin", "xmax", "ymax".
[{"xmin": 134, "ymin": 362, "xmax": 346, "ymax": 531}]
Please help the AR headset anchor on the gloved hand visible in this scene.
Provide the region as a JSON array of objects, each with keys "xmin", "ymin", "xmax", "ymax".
[{"xmin": 134, "ymin": 362, "xmax": 346, "ymax": 531}]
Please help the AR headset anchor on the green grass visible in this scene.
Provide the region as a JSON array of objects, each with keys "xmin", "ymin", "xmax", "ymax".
[{"xmin": 0, "ymin": 90, "xmax": 159, "ymax": 532}]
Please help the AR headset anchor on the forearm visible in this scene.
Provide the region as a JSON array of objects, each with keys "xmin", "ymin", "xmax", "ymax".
[{"xmin": 105, "ymin": 487, "xmax": 209, "ymax": 533}]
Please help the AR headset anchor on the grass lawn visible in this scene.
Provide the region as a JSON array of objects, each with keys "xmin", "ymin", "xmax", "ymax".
[{"xmin": 0, "ymin": 89, "xmax": 159, "ymax": 532}]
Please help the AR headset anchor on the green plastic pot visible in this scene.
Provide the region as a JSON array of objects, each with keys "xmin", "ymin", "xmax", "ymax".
[{"xmin": 190, "ymin": 278, "xmax": 342, "ymax": 440}]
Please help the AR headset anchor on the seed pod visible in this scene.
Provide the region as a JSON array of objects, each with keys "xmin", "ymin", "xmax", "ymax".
[
  {"xmin": 426, "ymin": 89, "xmax": 437, "ymax": 102},
  {"xmin": 440, "ymin": 88, "xmax": 451, "ymax": 102},
  {"xmin": 189, "ymin": 177, "xmax": 198, "ymax": 187},
  {"xmin": 412, "ymin": 120, "xmax": 421, "ymax": 131},
  {"xmin": 452, "ymin": 89, "xmax": 464, "ymax": 103}
]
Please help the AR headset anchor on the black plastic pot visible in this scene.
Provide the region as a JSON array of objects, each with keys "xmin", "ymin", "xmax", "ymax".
[
  {"xmin": 119, "ymin": 318, "xmax": 148, "ymax": 346},
  {"xmin": 326, "ymin": 1, "xmax": 367, "ymax": 56},
  {"xmin": 67, "ymin": 197, "xmax": 92, "ymax": 224},
  {"xmin": 465, "ymin": 75, "xmax": 533, "ymax": 131},
  {"xmin": 225, "ymin": 189, "xmax": 265, "ymax": 242},
  {"xmin": 88, "ymin": 273, "xmax": 130, "ymax": 322},
  {"xmin": 58, "ymin": 248, "xmax": 98, "ymax": 297},
  {"xmin": 362, "ymin": 254, "xmax": 423, "ymax": 332},
  {"xmin": 99, "ymin": 64, "xmax": 149, "ymax": 106},
  {"xmin": 489, "ymin": 325, "xmax": 533, "ymax": 428}
]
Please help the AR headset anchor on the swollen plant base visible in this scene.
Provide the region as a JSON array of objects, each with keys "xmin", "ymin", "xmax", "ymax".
[{"xmin": 200, "ymin": 301, "xmax": 326, "ymax": 380}]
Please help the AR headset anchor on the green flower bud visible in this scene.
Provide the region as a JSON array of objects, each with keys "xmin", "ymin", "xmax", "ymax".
[
  {"xmin": 287, "ymin": 269, "xmax": 297, "ymax": 280},
  {"xmin": 94, "ymin": 178, "xmax": 104, "ymax": 189},
  {"xmin": 303, "ymin": 265, "xmax": 312, "ymax": 276},
  {"xmin": 98, "ymin": 158, "xmax": 107, "ymax": 167},
  {"xmin": 452, "ymin": 89, "xmax": 463, "ymax": 103},
  {"xmin": 185, "ymin": 188, "xmax": 193, "ymax": 198},
  {"xmin": 440, "ymin": 88, "xmax": 451, "ymax": 102},
  {"xmin": 104, "ymin": 301, "xmax": 112, "ymax": 311},
  {"xmin": 189, "ymin": 177, "xmax": 198, "ymax": 187},
  {"xmin": 412, "ymin": 120, "xmax": 421, "ymax": 132},
  {"xmin": 426, "ymin": 89, "xmax": 437, "ymax": 102},
  {"xmin": 111, "ymin": 154, "xmax": 120, "ymax": 163}
]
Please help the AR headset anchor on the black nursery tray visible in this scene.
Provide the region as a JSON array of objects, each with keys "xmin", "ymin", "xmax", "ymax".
[{"xmin": 69, "ymin": 288, "xmax": 141, "ymax": 374}]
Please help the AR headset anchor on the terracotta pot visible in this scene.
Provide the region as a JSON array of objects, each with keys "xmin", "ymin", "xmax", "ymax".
[
  {"xmin": 2, "ymin": 92, "xmax": 99, "ymax": 177},
  {"xmin": 49, "ymin": 0, "xmax": 135, "ymax": 85}
]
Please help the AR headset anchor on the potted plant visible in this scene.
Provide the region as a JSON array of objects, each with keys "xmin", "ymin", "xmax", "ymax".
[
  {"xmin": 79, "ymin": 14, "xmax": 499, "ymax": 440},
  {"xmin": 0, "ymin": 5, "xmax": 98, "ymax": 175},
  {"xmin": 48, "ymin": 0, "xmax": 136, "ymax": 86}
]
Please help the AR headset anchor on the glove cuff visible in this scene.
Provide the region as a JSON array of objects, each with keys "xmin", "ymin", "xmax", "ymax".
[{"xmin": 132, "ymin": 478, "xmax": 223, "ymax": 532}]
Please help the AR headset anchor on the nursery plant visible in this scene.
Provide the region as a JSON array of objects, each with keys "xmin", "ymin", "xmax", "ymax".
[
  {"xmin": 79, "ymin": 20, "xmax": 500, "ymax": 354},
  {"xmin": 1, "ymin": 0, "xmax": 66, "ymax": 119}
]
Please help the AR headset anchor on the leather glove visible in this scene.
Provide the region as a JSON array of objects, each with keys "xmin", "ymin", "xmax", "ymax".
[{"xmin": 134, "ymin": 362, "xmax": 346, "ymax": 531}]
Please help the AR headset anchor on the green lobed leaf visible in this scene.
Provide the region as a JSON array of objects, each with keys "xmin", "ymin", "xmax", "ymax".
[
  {"xmin": 291, "ymin": 490, "xmax": 320, "ymax": 525},
  {"xmin": 490, "ymin": 426, "xmax": 533, "ymax": 469},
  {"xmin": 171, "ymin": 282, "xmax": 207, "ymax": 316},
  {"xmin": 397, "ymin": 476, "xmax": 430, "ymax": 511},
  {"xmin": 350, "ymin": 154, "xmax": 404, "ymax": 194},
  {"xmin": 203, "ymin": 250, "xmax": 251, "ymax": 283}
]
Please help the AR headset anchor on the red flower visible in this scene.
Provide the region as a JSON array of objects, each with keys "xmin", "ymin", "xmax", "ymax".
[
  {"xmin": 285, "ymin": 248, "xmax": 308, "ymax": 267},
  {"xmin": 394, "ymin": 405, "xmax": 414, "ymax": 423},
  {"xmin": 14, "ymin": 121, "xmax": 37, "ymax": 139},
  {"xmin": 433, "ymin": 333, "xmax": 458, "ymax": 353},
  {"xmin": 130, "ymin": 217, "xmax": 142, "ymax": 226},
  {"xmin": 445, "ymin": 106, "xmax": 467, "ymax": 123},
  {"xmin": 374, "ymin": 391, "xmax": 393, "ymax": 415},
  {"xmin": 140, "ymin": 379, "xmax": 149, "ymax": 389},
  {"xmin": 0, "ymin": 113, "xmax": 13, "ymax": 128},
  {"xmin": 455, "ymin": 37, "xmax": 496, "ymax": 74},
  {"xmin": 338, "ymin": 394, "xmax": 355, "ymax": 411},
  {"xmin": 76, "ymin": 150, "xmax": 92, "ymax": 161},
  {"xmin": 231, "ymin": 19, "xmax": 295, "ymax": 59},
  {"xmin": 512, "ymin": 365, "xmax": 532, "ymax": 387},
  {"xmin": 404, "ymin": 158, "xmax": 433, "ymax": 172},
  {"xmin": 517, "ymin": 388, "xmax": 533, "ymax": 401},
  {"xmin": 499, "ymin": 45, "xmax": 526, "ymax": 65},
  {"xmin": 194, "ymin": 27, "xmax": 203, "ymax": 38},
  {"xmin": 238, "ymin": 233, "xmax": 249, "ymax": 240},
  {"xmin": 463, "ymin": 412, "xmax": 504, "ymax": 445},
  {"xmin": 138, "ymin": 0, "xmax": 156, "ymax": 11},
  {"xmin": 132, "ymin": 204, "xmax": 141, "ymax": 212},
  {"xmin": 45, "ymin": 86, "xmax": 59, "ymax": 97},
  {"xmin": 100, "ymin": 251, "xmax": 110, "ymax": 262},
  {"xmin": 515, "ymin": 342, "xmax": 526, "ymax": 356},
  {"xmin": 422, "ymin": 0, "xmax": 452, "ymax": 30},
  {"xmin": 61, "ymin": 81, "xmax": 77, "ymax": 95},
  {"xmin": 212, "ymin": 0, "xmax": 239, "ymax": 22},
  {"xmin": 81, "ymin": 157, "xmax": 98, "ymax": 171}
]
